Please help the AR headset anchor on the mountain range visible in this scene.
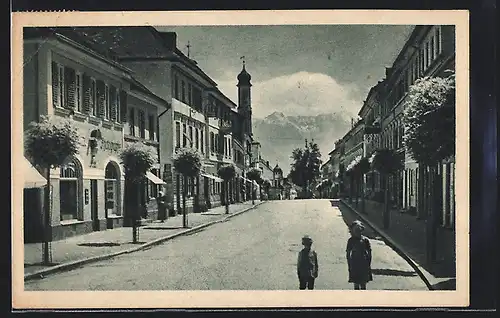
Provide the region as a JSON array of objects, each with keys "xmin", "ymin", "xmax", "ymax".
[{"xmin": 252, "ymin": 111, "xmax": 353, "ymax": 175}]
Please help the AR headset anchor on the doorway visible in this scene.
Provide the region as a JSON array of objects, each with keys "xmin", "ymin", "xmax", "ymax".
[{"xmin": 90, "ymin": 180, "xmax": 99, "ymax": 231}]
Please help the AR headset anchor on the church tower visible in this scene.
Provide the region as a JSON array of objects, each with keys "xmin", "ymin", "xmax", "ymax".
[{"xmin": 237, "ymin": 58, "xmax": 252, "ymax": 136}]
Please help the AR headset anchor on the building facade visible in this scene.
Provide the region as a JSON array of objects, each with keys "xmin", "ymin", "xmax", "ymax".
[{"xmin": 23, "ymin": 27, "xmax": 168, "ymax": 241}]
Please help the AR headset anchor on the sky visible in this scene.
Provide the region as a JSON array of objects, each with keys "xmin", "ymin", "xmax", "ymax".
[{"xmin": 155, "ymin": 25, "xmax": 415, "ymax": 119}]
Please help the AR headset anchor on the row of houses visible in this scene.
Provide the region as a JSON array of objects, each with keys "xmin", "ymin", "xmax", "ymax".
[
  {"xmin": 22, "ymin": 26, "xmax": 282, "ymax": 242},
  {"xmin": 321, "ymin": 25, "xmax": 456, "ymax": 229}
]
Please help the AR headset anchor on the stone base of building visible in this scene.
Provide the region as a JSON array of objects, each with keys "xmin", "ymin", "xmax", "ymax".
[{"xmin": 51, "ymin": 219, "xmax": 104, "ymax": 241}]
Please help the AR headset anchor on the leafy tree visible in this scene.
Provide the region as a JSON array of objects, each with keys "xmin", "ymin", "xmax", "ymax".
[
  {"xmin": 172, "ymin": 147, "xmax": 202, "ymax": 228},
  {"xmin": 120, "ymin": 142, "xmax": 157, "ymax": 242},
  {"xmin": 289, "ymin": 139, "xmax": 322, "ymax": 198},
  {"xmin": 261, "ymin": 178, "xmax": 272, "ymax": 200},
  {"xmin": 370, "ymin": 149, "xmax": 403, "ymax": 229},
  {"xmin": 217, "ymin": 163, "xmax": 236, "ymax": 214},
  {"xmin": 246, "ymin": 167, "xmax": 261, "ymax": 205},
  {"xmin": 25, "ymin": 115, "xmax": 80, "ymax": 264},
  {"xmin": 403, "ymin": 73, "xmax": 455, "ymax": 263},
  {"xmin": 355, "ymin": 157, "xmax": 370, "ymax": 214}
]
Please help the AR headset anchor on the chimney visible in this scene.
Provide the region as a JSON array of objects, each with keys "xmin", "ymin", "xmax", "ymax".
[{"xmin": 158, "ymin": 32, "xmax": 177, "ymax": 50}]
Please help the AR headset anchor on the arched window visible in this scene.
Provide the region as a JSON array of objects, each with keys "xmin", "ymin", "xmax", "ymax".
[
  {"xmin": 60, "ymin": 157, "xmax": 82, "ymax": 221},
  {"xmin": 105, "ymin": 162, "xmax": 120, "ymax": 216}
]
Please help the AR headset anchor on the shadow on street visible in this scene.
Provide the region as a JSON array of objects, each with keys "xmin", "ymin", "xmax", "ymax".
[
  {"xmin": 332, "ymin": 199, "xmax": 385, "ymax": 242},
  {"xmin": 371, "ymin": 268, "xmax": 418, "ymax": 277}
]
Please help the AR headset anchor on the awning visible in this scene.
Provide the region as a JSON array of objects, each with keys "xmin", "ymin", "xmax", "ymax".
[
  {"xmin": 146, "ymin": 171, "xmax": 166, "ymax": 185},
  {"xmin": 201, "ymin": 173, "xmax": 223, "ymax": 182},
  {"xmin": 23, "ymin": 157, "xmax": 46, "ymax": 188}
]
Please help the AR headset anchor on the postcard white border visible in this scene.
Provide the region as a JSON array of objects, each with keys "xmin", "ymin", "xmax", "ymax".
[{"xmin": 12, "ymin": 10, "xmax": 470, "ymax": 309}]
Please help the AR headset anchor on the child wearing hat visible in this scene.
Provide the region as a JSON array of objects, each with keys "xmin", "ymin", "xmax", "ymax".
[
  {"xmin": 346, "ymin": 220, "xmax": 373, "ymax": 290},
  {"xmin": 297, "ymin": 235, "xmax": 319, "ymax": 290}
]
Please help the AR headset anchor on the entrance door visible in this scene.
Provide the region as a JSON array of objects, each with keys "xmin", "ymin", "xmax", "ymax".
[{"xmin": 90, "ymin": 180, "xmax": 99, "ymax": 231}]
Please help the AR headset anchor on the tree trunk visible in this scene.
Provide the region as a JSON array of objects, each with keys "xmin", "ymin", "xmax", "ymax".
[
  {"xmin": 426, "ymin": 164, "xmax": 441, "ymax": 264},
  {"xmin": 383, "ymin": 174, "xmax": 390, "ymax": 229},
  {"xmin": 225, "ymin": 180, "xmax": 229, "ymax": 214},
  {"xmin": 43, "ymin": 167, "xmax": 51, "ymax": 265},
  {"xmin": 131, "ymin": 181, "xmax": 139, "ymax": 243},
  {"xmin": 182, "ymin": 175, "xmax": 187, "ymax": 228},
  {"xmin": 361, "ymin": 174, "xmax": 366, "ymax": 214},
  {"xmin": 251, "ymin": 182, "xmax": 255, "ymax": 205}
]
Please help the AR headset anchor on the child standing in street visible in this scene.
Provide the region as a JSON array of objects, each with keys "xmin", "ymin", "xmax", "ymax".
[
  {"xmin": 297, "ymin": 235, "xmax": 319, "ymax": 290},
  {"xmin": 346, "ymin": 220, "xmax": 373, "ymax": 290}
]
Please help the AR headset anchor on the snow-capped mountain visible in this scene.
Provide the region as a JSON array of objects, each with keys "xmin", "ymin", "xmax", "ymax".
[{"xmin": 253, "ymin": 112, "xmax": 352, "ymax": 175}]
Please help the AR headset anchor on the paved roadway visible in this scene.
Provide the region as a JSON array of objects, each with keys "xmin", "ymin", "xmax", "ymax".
[{"xmin": 25, "ymin": 199, "xmax": 428, "ymax": 291}]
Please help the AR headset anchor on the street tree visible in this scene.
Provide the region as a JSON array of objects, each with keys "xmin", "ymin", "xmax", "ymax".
[
  {"xmin": 217, "ymin": 163, "xmax": 236, "ymax": 214},
  {"xmin": 262, "ymin": 178, "xmax": 272, "ymax": 200},
  {"xmin": 120, "ymin": 142, "xmax": 157, "ymax": 242},
  {"xmin": 289, "ymin": 139, "xmax": 322, "ymax": 198},
  {"xmin": 246, "ymin": 167, "xmax": 261, "ymax": 205},
  {"xmin": 173, "ymin": 147, "xmax": 202, "ymax": 228},
  {"xmin": 25, "ymin": 115, "xmax": 80, "ymax": 265},
  {"xmin": 354, "ymin": 157, "xmax": 371, "ymax": 214},
  {"xmin": 403, "ymin": 73, "xmax": 455, "ymax": 263},
  {"xmin": 369, "ymin": 149, "xmax": 403, "ymax": 229}
]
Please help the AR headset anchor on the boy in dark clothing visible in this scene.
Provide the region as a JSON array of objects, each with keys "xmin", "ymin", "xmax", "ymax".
[{"xmin": 297, "ymin": 235, "xmax": 319, "ymax": 290}]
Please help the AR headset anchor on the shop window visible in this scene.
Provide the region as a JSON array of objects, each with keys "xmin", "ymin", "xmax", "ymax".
[
  {"xmin": 60, "ymin": 157, "xmax": 82, "ymax": 221},
  {"xmin": 105, "ymin": 162, "xmax": 120, "ymax": 216}
]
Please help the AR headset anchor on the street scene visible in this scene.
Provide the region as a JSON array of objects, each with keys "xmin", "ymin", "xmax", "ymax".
[
  {"xmin": 19, "ymin": 23, "xmax": 456, "ymax": 293},
  {"xmin": 25, "ymin": 200, "xmax": 427, "ymax": 291}
]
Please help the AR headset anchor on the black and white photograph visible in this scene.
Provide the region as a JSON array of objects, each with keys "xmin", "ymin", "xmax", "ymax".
[{"xmin": 12, "ymin": 10, "xmax": 469, "ymax": 308}]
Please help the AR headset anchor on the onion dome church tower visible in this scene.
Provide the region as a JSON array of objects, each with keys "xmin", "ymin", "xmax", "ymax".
[{"xmin": 237, "ymin": 58, "xmax": 252, "ymax": 137}]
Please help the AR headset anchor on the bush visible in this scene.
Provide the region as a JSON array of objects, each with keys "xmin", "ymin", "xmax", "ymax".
[
  {"xmin": 25, "ymin": 115, "xmax": 80, "ymax": 168},
  {"xmin": 120, "ymin": 142, "xmax": 157, "ymax": 181},
  {"xmin": 173, "ymin": 147, "xmax": 202, "ymax": 178}
]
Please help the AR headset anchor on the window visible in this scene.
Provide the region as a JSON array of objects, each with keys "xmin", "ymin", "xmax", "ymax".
[
  {"xmin": 174, "ymin": 74, "xmax": 179, "ymax": 99},
  {"xmin": 116, "ymin": 90, "xmax": 121, "ymax": 123},
  {"xmin": 436, "ymin": 27, "xmax": 441, "ymax": 55},
  {"xmin": 105, "ymin": 163, "xmax": 120, "ymax": 216},
  {"xmin": 195, "ymin": 128, "xmax": 199, "ymax": 150},
  {"xmin": 193, "ymin": 86, "xmax": 202, "ymax": 112},
  {"xmin": 175, "ymin": 121, "xmax": 181, "ymax": 148},
  {"xmin": 189, "ymin": 126, "xmax": 193, "ymax": 147},
  {"xmin": 91, "ymin": 78, "xmax": 97, "ymax": 116},
  {"xmin": 430, "ymin": 35, "xmax": 435, "ymax": 63},
  {"xmin": 75, "ymin": 72, "xmax": 83, "ymax": 112},
  {"xmin": 149, "ymin": 114, "xmax": 155, "ymax": 141},
  {"xmin": 139, "ymin": 110, "xmax": 146, "ymax": 138},
  {"xmin": 104, "ymin": 84, "xmax": 110, "ymax": 120},
  {"xmin": 182, "ymin": 123, "xmax": 187, "ymax": 147},
  {"xmin": 52, "ymin": 63, "xmax": 65, "ymax": 108},
  {"xmin": 60, "ymin": 158, "xmax": 81, "ymax": 221},
  {"xmin": 210, "ymin": 132, "xmax": 215, "ymax": 153},
  {"xmin": 215, "ymin": 134, "xmax": 219, "ymax": 153},
  {"xmin": 129, "ymin": 108, "xmax": 135, "ymax": 136},
  {"xmin": 181, "ymin": 80, "xmax": 186, "ymax": 103},
  {"xmin": 420, "ymin": 48, "xmax": 425, "ymax": 75},
  {"xmin": 200, "ymin": 130, "xmax": 204, "ymax": 153},
  {"xmin": 425, "ymin": 41, "xmax": 430, "ymax": 68},
  {"xmin": 188, "ymin": 83, "xmax": 192, "ymax": 106}
]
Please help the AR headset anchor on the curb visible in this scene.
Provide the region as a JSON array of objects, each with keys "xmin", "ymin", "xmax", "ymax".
[
  {"xmin": 339, "ymin": 199, "xmax": 436, "ymax": 291},
  {"xmin": 24, "ymin": 201, "xmax": 265, "ymax": 282}
]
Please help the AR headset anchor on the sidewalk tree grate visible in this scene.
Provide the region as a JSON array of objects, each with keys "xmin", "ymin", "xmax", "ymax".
[{"xmin": 77, "ymin": 242, "xmax": 121, "ymax": 247}]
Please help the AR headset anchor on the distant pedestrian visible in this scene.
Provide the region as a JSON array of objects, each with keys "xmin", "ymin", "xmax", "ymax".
[
  {"xmin": 157, "ymin": 191, "xmax": 167, "ymax": 222},
  {"xmin": 297, "ymin": 235, "xmax": 319, "ymax": 290},
  {"xmin": 346, "ymin": 220, "xmax": 373, "ymax": 290}
]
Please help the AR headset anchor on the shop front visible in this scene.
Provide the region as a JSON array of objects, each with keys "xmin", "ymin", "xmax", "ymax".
[{"xmin": 46, "ymin": 114, "xmax": 125, "ymax": 240}]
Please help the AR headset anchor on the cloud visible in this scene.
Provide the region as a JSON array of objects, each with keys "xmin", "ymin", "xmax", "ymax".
[{"xmin": 215, "ymin": 71, "xmax": 362, "ymax": 120}]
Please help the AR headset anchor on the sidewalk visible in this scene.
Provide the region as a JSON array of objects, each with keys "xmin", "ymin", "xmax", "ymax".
[
  {"xmin": 339, "ymin": 199, "xmax": 456, "ymax": 290},
  {"xmin": 24, "ymin": 200, "xmax": 263, "ymax": 280}
]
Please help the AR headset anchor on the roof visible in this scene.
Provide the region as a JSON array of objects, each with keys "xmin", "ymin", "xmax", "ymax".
[
  {"xmin": 129, "ymin": 77, "xmax": 171, "ymax": 108},
  {"xmin": 358, "ymin": 80, "xmax": 385, "ymax": 117}
]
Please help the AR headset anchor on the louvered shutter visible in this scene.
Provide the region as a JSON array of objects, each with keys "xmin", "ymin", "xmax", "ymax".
[
  {"xmin": 96, "ymin": 80, "xmax": 105, "ymax": 118},
  {"xmin": 110, "ymin": 86, "xmax": 117, "ymax": 122},
  {"xmin": 119, "ymin": 90, "xmax": 128, "ymax": 122},
  {"xmin": 51, "ymin": 62, "xmax": 59, "ymax": 108},
  {"xmin": 65, "ymin": 67, "xmax": 76, "ymax": 109},
  {"xmin": 82, "ymin": 74, "xmax": 92, "ymax": 114}
]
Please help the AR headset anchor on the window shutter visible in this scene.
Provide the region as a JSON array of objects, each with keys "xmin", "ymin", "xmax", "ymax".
[
  {"xmin": 52, "ymin": 62, "xmax": 59, "ymax": 107},
  {"xmin": 119, "ymin": 90, "xmax": 128, "ymax": 122},
  {"xmin": 82, "ymin": 74, "xmax": 92, "ymax": 114},
  {"xmin": 110, "ymin": 86, "xmax": 117, "ymax": 121},
  {"xmin": 65, "ymin": 67, "xmax": 76, "ymax": 109},
  {"xmin": 96, "ymin": 80, "xmax": 106, "ymax": 118}
]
